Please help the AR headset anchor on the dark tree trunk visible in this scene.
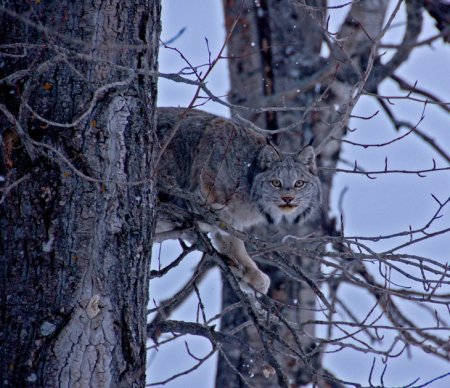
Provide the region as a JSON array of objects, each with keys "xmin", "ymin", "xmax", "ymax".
[
  {"xmin": 0, "ymin": 1, "xmax": 160, "ymax": 386},
  {"xmin": 217, "ymin": 0, "xmax": 389, "ymax": 386}
]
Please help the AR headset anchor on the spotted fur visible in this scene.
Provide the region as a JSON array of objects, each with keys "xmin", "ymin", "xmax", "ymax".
[{"xmin": 156, "ymin": 108, "xmax": 322, "ymax": 294}]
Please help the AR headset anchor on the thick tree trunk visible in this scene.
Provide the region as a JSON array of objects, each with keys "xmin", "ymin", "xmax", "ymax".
[
  {"xmin": 0, "ymin": 1, "xmax": 160, "ymax": 386},
  {"xmin": 218, "ymin": 0, "xmax": 388, "ymax": 386}
]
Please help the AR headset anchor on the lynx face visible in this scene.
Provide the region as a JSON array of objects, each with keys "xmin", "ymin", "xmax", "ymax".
[{"xmin": 251, "ymin": 145, "xmax": 322, "ymax": 225}]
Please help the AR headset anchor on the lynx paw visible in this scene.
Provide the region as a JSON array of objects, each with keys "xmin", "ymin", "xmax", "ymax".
[
  {"xmin": 247, "ymin": 268, "xmax": 271, "ymax": 294},
  {"xmin": 232, "ymin": 266, "xmax": 270, "ymax": 295}
]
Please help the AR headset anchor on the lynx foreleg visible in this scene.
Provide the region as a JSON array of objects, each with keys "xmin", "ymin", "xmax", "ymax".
[{"xmin": 210, "ymin": 231, "xmax": 270, "ymax": 294}]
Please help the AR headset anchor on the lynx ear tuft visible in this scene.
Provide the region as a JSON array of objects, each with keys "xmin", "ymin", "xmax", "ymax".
[
  {"xmin": 295, "ymin": 146, "xmax": 317, "ymax": 174},
  {"xmin": 260, "ymin": 143, "xmax": 281, "ymax": 170}
]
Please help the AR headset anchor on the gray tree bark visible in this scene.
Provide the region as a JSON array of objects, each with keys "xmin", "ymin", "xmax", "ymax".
[
  {"xmin": 217, "ymin": 0, "xmax": 393, "ymax": 386},
  {"xmin": 0, "ymin": 1, "xmax": 160, "ymax": 386}
]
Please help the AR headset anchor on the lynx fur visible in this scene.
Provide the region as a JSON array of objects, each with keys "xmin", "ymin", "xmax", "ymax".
[{"xmin": 155, "ymin": 108, "xmax": 322, "ymax": 294}]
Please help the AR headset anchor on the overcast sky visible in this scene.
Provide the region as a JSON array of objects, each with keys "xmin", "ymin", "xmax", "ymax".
[{"xmin": 149, "ymin": 1, "xmax": 450, "ymax": 387}]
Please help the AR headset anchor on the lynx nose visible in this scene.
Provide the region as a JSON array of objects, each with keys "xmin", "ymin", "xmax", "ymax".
[{"xmin": 281, "ymin": 195, "xmax": 294, "ymax": 204}]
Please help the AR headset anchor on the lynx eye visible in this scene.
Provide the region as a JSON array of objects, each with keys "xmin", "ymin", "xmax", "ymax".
[
  {"xmin": 271, "ymin": 179, "xmax": 282, "ymax": 188},
  {"xmin": 294, "ymin": 180, "xmax": 305, "ymax": 188}
]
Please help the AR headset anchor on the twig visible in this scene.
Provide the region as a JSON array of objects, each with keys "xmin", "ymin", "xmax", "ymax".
[{"xmin": 0, "ymin": 174, "xmax": 31, "ymax": 205}]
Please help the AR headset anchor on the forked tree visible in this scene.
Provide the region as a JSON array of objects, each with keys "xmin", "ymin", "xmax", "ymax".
[{"xmin": 0, "ymin": 1, "xmax": 160, "ymax": 386}]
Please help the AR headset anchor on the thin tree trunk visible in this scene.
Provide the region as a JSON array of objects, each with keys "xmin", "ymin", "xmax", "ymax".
[
  {"xmin": 0, "ymin": 1, "xmax": 160, "ymax": 386},
  {"xmin": 218, "ymin": 0, "xmax": 388, "ymax": 386}
]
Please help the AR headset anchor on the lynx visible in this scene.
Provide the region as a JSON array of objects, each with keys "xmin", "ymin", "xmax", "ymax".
[{"xmin": 155, "ymin": 108, "xmax": 322, "ymax": 294}]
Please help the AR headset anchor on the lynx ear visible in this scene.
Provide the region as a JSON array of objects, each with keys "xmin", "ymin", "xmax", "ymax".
[
  {"xmin": 260, "ymin": 143, "xmax": 281, "ymax": 170},
  {"xmin": 295, "ymin": 146, "xmax": 317, "ymax": 174}
]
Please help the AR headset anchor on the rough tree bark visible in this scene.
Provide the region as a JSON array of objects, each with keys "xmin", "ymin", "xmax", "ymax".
[
  {"xmin": 0, "ymin": 1, "xmax": 160, "ymax": 386},
  {"xmin": 217, "ymin": 0, "xmax": 395, "ymax": 386}
]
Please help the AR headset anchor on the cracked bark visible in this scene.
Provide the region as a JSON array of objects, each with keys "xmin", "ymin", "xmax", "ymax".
[{"xmin": 0, "ymin": 1, "xmax": 160, "ymax": 387}]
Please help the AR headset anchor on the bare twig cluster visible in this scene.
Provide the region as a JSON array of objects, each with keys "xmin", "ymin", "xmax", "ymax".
[
  {"xmin": 145, "ymin": 1, "xmax": 450, "ymax": 387},
  {"xmin": 1, "ymin": 1, "xmax": 449, "ymax": 387}
]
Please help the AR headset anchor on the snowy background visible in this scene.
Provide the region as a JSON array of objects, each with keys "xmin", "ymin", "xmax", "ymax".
[{"xmin": 148, "ymin": 1, "xmax": 450, "ymax": 387}]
